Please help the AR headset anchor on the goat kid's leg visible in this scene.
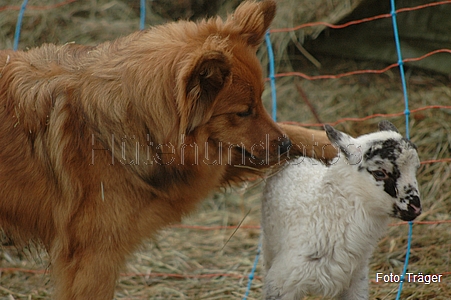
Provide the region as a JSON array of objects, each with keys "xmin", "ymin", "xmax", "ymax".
[
  {"xmin": 50, "ymin": 242, "xmax": 125, "ymax": 300},
  {"xmin": 264, "ymin": 263, "xmax": 305, "ymax": 300},
  {"xmin": 263, "ymin": 274, "xmax": 282, "ymax": 300},
  {"xmin": 263, "ymin": 284, "xmax": 284, "ymax": 300},
  {"xmin": 264, "ymin": 285, "xmax": 305, "ymax": 300},
  {"xmin": 338, "ymin": 265, "xmax": 369, "ymax": 300}
]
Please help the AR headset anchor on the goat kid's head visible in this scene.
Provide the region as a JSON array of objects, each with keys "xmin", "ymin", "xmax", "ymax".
[{"xmin": 325, "ymin": 121, "xmax": 421, "ymax": 222}]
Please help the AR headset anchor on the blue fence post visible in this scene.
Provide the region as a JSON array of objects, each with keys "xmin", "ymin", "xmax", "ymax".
[
  {"xmin": 390, "ymin": 0, "xmax": 414, "ymax": 298},
  {"xmin": 265, "ymin": 30, "xmax": 277, "ymax": 121},
  {"xmin": 13, "ymin": 0, "xmax": 29, "ymax": 51},
  {"xmin": 243, "ymin": 29, "xmax": 278, "ymax": 300},
  {"xmin": 140, "ymin": 0, "xmax": 146, "ymax": 30}
]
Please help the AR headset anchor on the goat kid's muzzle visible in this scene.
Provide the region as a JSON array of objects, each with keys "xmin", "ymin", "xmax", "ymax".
[{"xmin": 393, "ymin": 195, "xmax": 422, "ymax": 222}]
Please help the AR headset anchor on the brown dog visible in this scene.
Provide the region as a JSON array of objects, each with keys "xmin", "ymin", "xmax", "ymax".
[{"xmin": 0, "ymin": 1, "xmax": 335, "ymax": 299}]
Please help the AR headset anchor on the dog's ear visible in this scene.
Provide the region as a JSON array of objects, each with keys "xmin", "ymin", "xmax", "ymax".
[
  {"xmin": 232, "ymin": 0, "xmax": 276, "ymax": 48},
  {"xmin": 178, "ymin": 49, "xmax": 232, "ymax": 135}
]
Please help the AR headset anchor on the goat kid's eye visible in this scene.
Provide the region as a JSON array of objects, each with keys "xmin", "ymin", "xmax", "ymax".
[{"xmin": 372, "ymin": 170, "xmax": 388, "ymax": 180}]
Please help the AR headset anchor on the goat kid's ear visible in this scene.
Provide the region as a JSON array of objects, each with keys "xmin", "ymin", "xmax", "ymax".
[
  {"xmin": 232, "ymin": 0, "xmax": 276, "ymax": 49},
  {"xmin": 178, "ymin": 50, "xmax": 232, "ymax": 135},
  {"xmin": 324, "ymin": 125, "xmax": 362, "ymax": 165},
  {"xmin": 378, "ymin": 120, "xmax": 400, "ymax": 133}
]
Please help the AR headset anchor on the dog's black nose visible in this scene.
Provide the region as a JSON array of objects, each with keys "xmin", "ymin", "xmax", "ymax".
[{"xmin": 279, "ymin": 137, "xmax": 292, "ymax": 154}]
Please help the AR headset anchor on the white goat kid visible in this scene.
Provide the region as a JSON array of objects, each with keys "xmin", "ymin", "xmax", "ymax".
[{"xmin": 262, "ymin": 121, "xmax": 421, "ymax": 300}]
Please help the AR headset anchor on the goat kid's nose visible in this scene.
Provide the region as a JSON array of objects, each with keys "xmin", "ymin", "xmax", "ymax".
[{"xmin": 409, "ymin": 195, "xmax": 422, "ymax": 215}]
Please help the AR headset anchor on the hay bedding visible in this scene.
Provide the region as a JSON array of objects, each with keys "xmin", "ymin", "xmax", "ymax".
[{"xmin": 1, "ymin": 0, "xmax": 451, "ymax": 299}]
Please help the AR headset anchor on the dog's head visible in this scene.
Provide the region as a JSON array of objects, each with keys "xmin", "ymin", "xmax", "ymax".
[{"xmin": 176, "ymin": 0, "xmax": 290, "ymax": 167}]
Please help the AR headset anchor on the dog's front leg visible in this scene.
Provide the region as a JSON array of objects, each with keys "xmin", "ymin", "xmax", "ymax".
[
  {"xmin": 277, "ymin": 123, "xmax": 338, "ymax": 162},
  {"xmin": 50, "ymin": 239, "xmax": 124, "ymax": 300}
]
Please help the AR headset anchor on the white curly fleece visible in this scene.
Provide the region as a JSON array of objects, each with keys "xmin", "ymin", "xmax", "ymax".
[
  {"xmin": 261, "ymin": 124, "xmax": 421, "ymax": 300},
  {"xmin": 262, "ymin": 157, "xmax": 387, "ymax": 299}
]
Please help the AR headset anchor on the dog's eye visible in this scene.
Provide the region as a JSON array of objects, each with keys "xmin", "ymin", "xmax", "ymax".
[
  {"xmin": 372, "ymin": 170, "xmax": 388, "ymax": 180},
  {"xmin": 236, "ymin": 108, "xmax": 252, "ymax": 117}
]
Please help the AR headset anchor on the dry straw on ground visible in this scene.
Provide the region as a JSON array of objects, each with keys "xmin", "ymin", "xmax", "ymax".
[{"xmin": 1, "ymin": 0, "xmax": 450, "ymax": 299}]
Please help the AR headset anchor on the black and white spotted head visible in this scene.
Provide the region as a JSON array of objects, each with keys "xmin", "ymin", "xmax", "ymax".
[{"xmin": 325, "ymin": 121, "xmax": 421, "ymax": 221}]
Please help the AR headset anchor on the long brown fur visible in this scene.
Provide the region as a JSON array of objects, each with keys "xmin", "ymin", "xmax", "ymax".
[{"xmin": 0, "ymin": 1, "xmax": 336, "ymax": 299}]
